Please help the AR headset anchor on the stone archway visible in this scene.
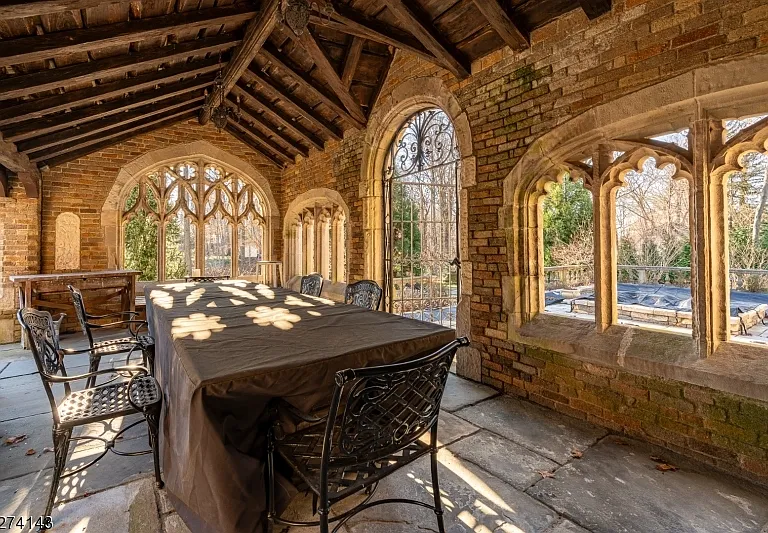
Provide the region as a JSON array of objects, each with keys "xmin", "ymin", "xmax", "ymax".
[
  {"xmin": 360, "ymin": 75, "xmax": 479, "ymax": 381},
  {"xmin": 101, "ymin": 141, "xmax": 279, "ymax": 269}
]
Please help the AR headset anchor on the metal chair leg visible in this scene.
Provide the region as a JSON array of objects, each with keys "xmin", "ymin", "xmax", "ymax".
[
  {"xmin": 143, "ymin": 402, "xmax": 163, "ymax": 489},
  {"xmin": 430, "ymin": 426, "xmax": 446, "ymax": 533},
  {"xmin": 86, "ymin": 354, "xmax": 100, "ymax": 388},
  {"xmin": 265, "ymin": 430, "xmax": 276, "ymax": 533},
  {"xmin": 319, "ymin": 506, "xmax": 330, "ymax": 533},
  {"xmin": 42, "ymin": 427, "xmax": 72, "ymax": 528}
]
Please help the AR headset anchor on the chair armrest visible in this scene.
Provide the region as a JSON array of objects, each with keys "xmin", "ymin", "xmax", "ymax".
[
  {"xmin": 87, "ymin": 311, "xmax": 140, "ymax": 320},
  {"xmin": 277, "ymin": 399, "xmax": 325, "ymax": 424},
  {"xmin": 47, "ymin": 365, "xmax": 148, "ymax": 384},
  {"xmin": 87, "ymin": 319, "xmax": 148, "ymax": 334}
]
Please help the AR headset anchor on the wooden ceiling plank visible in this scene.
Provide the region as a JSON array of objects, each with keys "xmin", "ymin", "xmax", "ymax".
[
  {"xmin": 0, "ymin": 57, "xmax": 223, "ymax": 127},
  {"xmin": 0, "ymin": 0, "xmax": 125, "ymax": 20},
  {"xmin": 29, "ymin": 105, "xmax": 201, "ymax": 161},
  {"xmin": 227, "ymin": 112, "xmax": 298, "ymax": 161},
  {"xmin": 367, "ymin": 50, "xmax": 394, "ymax": 117},
  {"xmin": 229, "ymin": 97, "xmax": 308, "ymax": 158},
  {"xmin": 40, "ymin": 112, "xmax": 198, "ymax": 169},
  {"xmin": 293, "ymin": 28, "xmax": 368, "ymax": 125},
  {"xmin": 0, "ymin": 34, "xmax": 238, "ymax": 102},
  {"xmin": 232, "ymin": 82, "xmax": 325, "ymax": 151},
  {"xmin": 259, "ymin": 44, "xmax": 365, "ymax": 128},
  {"xmin": 340, "ymin": 36, "xmax": 364, "ymax": 89},
  {"xmin": 470, "ymin": 0, "xmax": 529, "ymax": 51},
  {"xmin": 0, "ymin": 139, "xmax": 40, "ymax": 196},
  {"xmin": 578, "ymin": 0, "xmax": 612, "ymax": 19},
  {"xmin": 226, "ymin": 123, "xmax": 284, "ymax": 168},
  {"xmin": 5, "ymin": 74, "xmax": 216, "ymax": 142},
  {"xmin": 242, "ymin": 68, "xmax": 342, "ymax": 141},
  {"xmin": 199, "ymin": 0, "xmax": 280, "ymax": 125},
  {"xmin": 18, "ymin": 93, "xmax": 206, "ymax": 153},
  {"xmin": 227, "ymin": 119, "xmax": 292, "ymax": 166},
  {"xmin": 0, "ymin": 5, "xmax": 255, "ymax": 68},
  {"xmin": 382, "ymin": 0, "xmax": 470, "ymax": 78}
]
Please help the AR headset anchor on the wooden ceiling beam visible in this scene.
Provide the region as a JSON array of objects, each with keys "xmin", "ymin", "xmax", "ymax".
[
  {"xmin": 227, "ymin": 119, "xmax": 292, "ymax": 166},
  {"xmin": 0, "ymin": 34, "xmax": 238, "ymax": 102},
  {"xmin": 199, "ymin": 0, "xmax": 280, "ymax": 125},
  {"xmin": 0, "ymin": 166, "xmax": 8, "ymax": 197},
  {"xmin": 340, "ymin": 36, "xmax": 364, "ymax": 89},
  {"xmin": 18, "ymin": 93, "xmax": 205, "ymax": 154},
  {"xmin": 259, "ymin": 44, "xmax": 364, "ymax": 128},
  {"xmin": 40, "ymin": 112, "xmax": 197, "ymax": 169},
  {"xmin": 310, "ymin": 5, "xmax": 435, "ymax": 63},
  {"xmin": 0, "ymin": 5, "xmax": 255, "ymax": 68},
  {"xmin": 4, "ymin": 74, "xmax": 216, "ymax": 142},
  {"xmin": 471, "ymin": 0, "xmax": 529, "ymax": 51},
  {"xmin": 229, "ymin": 97, "xmax": 308, "ymax": 158},
  {"xmin": 0, "ymin": 139, "xmax": 39, "ymax": 196},
  {"xmin": 382, "ymin": 0, "xmax": 470, "ymax": 79},
  {"xmin": 293, "ymin": 28, "xmax": 368, "ymax": 125},
  {"xmin": 226, "ymin": 122, "xmax": 284, "ymax": 168},
  {"xmin": 0, "ymin": 57, "xmax": 222, "ymax": 127},
  {"xmin": 0, "ymin": 0, "xmax": 125, "ymax": 20},
  {"xmin": 232, "ymin": 82, "xmax": 325, "ymax": 151},
  {"xmin": 242, "ymin": 67, "xmax": 342, "ymax": 141},
  {"xmin": 29, "ymin": 104, "xmax": 200, "ymax": 162},
  {"xmin": 579, "ymin": 0, "xmax": 612, "ymax": 19}
]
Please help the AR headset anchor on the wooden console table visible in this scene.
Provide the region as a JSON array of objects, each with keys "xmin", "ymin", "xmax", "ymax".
[{"xmin": 10, "ymin": 270, "xmax": 141, "ymax": 336}]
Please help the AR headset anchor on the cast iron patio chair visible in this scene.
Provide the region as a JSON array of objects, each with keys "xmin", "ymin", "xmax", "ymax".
[
  {"xmin": 343, "ymin": 280, "xmax": 383, "ymax": 311},
  {"xmin": 265, "ymin": 336, "xmax": 470, "ymax": 533},
  {"xmin": 17, "ymin": 308, "xmax": 163, "ymax": 529},
  {"xmin": 68, "ymin": 285, "xmax": 154, "ymax": 387},
  {"xmin": 184, "ymin": 275, "xmax": 231, "ymax": 282},
  {"xmin": 300, "ymin": 274, "xmax": 323, "ymax": 297}
]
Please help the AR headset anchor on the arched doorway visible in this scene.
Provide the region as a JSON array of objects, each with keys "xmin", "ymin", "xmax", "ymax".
[{"xmin": 384, "ymin": 108, "xmax": 460, "ymax": 328}]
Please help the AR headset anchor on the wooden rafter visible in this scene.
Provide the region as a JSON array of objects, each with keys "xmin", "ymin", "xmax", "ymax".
[
  {"xmin": 471, "ymin": 0, "xmax": 528, "ymax": 51},
  {"xmin": 228, "ymin": 105, "xmax": 302, "ymax": 159},
  {"xmin": 259, "ymin": 44, "xmax": 365, "ymax": 128},
  {"xmin": 368, "ymin": 51, "xmax": 395, "ymax": 118},
  {"xmin": 0, "ymin": 0, "xmax": 125, "ymax": 19},
  {"xmin": 40, "ymin": 113, "xmax": 198, "ymax": 170},
  {"xmin": 0, "ymin": 34, "xmax": 238, "ymax": 102},
  {"xmin": 231, "ymin": 83, "xmax": 325, "ymax": 151},
  {"xmin": 382, "ymin": 0, "xmax": 470, "ymax": 79},
  {"xmin": 4, "ymin": 74, "xmax": 216, "ymax": 143},
  {"xmin": 0, "ymin": 166, "xmax": 8, "ymax": 197},
  {"xmin": 0, "ymin": 139, "xmax": 39, "ymax": 196},
  {"xmin": 29, "ymin": 104, "xmax": 201, "ymax": 162},
  {"xmin": 227, "ymin": 119, "xmax": 290, "ymax": 167},
  {"xmin": 579, "ymin": 0, "xmax": 612, "ymax": 19},
  {"xmin": 0, "ymin": 57, "xmax": 223, "ymax": 127},
  {"xmin": 199, "ymin": 0, "xmax": 280, "ymax": 125},
  {"xmin": 0, "ymin": 5, "xmax": 255, "ymax": 68},
  {"xmin": 294, "ymin": 28, "xmax": 368, "ymax": 125},
  {"xmin": 242, "ymin": 68, "xmax": 342, "ymax": 141},
  {"xmin": 229, "ymin": 97, "xmax": 309, "ymax": 158},
  {"xmin": 341, "ymin": 37, "xmax": 364, "ymax": 89},
  {"xmin": 18, "ymin": 93, "xmax": 206, "ymax": 154}
]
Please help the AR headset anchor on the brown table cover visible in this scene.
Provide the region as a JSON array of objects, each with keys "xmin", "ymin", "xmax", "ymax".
[{"xmin": 144, "ymin": 280, "xmax": 455, "ymax": 533}]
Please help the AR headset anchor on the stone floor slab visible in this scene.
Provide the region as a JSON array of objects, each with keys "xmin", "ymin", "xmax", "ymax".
[
  {"xmin": 345, "ymin": 449, "xmax": 558, "ymax": 533},
  {"xmin": 447, "ymin": 430, "xmax": 560, "ymax": 490},
  {"xmin": 419, "ymin": 410, "xmax": 479, "ymax": 448},
  {"xmin": 441, "ymin": 374, "xmax": 498, "ymax": 412},
  {"xmin": 543, "ymin": 518, "xmax": 592, "ymax": 533},
  {"xmin": 454, "ymin": 396, "xmax": 608, "ymax": 464},
  {"xmin": 527, "ymin": 437, "xmax": 768, "ymax": 533}
]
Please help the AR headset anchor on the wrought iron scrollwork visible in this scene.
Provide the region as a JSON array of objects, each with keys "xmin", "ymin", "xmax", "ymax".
[{"xmin": 386, "ymin": 110, "xmax": 460, "ymax": 177}]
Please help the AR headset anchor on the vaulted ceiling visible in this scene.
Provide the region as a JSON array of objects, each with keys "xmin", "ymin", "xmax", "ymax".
[{"xmin": 0, "ymin": 0, "xmax": 611, "ymax": 196}]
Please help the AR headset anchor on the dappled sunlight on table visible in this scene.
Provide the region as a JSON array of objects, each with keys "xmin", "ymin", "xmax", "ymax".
[
  {"xmin": 186, "ymin": 287, "xmax": 205, "ymax": 306},
  {"xmin": 158, "ymin": 282, "xmax": 196, "ymax": 292},
  {"xmin": 246, "ymin": 307, "xmax": 301, "ymax": 330},
  {"xmin": 285, "ymin": 294, "xmax": 317, "ymax": 307},
  {"xmin": 219, "ymin": 285, "xmax": 259, "ymax": 301},
  {"xmin": 149, "ymin": 289, "xmax": 174, "ymax": 309},
  {"xmin": 172, "ymin": 313, "xmax": 226, "ymax": 340}
]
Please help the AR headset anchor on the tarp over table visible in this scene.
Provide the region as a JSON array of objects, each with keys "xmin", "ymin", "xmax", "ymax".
[{"xmin": 144, "ymin": 280, "xmax": 455, "ymax": 533}]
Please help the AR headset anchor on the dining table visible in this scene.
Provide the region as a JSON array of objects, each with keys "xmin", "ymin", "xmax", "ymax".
[{"xmin": 144, "ymin": 280, "xmax": 456, "ymax": 533}]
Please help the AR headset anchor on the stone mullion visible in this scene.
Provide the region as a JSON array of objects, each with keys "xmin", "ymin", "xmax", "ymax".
[
  {"xmin": 594, "ymin": 146, "xmax": 615, "ymax": 332},
  {"xmin": 196, "ymin": 160, "xmax": 206, "ymax": 276}
]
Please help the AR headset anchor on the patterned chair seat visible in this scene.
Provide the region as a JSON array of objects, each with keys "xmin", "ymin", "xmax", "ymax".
[{"xmin": 58, "ymin": 375, "xmax": 161, "ymax": 427}]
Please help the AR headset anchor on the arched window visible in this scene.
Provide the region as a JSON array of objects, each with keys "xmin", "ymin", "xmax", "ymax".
[
  {"xmin": 287, "ymin": 202, "xmax": 347, "ymax": 282},
  {"xmin": 121, "ymin": 159, "xmax": 269, "ymax": 281},
  {"xmin": 384, "ymin": 108, "xmax": 460, "ymax": 328}
]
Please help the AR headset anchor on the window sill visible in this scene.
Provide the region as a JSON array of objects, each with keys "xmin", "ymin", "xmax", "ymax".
[{"xmin": 510, "ymin": 314, "xmax": 768, "ymax": 403}]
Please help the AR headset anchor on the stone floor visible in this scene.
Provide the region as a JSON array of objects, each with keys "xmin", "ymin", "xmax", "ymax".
[{"xmin": 2, "ymin": 331, "xmax": 768, "ymax": 533}]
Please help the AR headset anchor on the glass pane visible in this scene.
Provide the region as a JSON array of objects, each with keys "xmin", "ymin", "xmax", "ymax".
[
  {"xmin": 542, "ymin": 178, "xmax": 595, "ymax": 320},
  {"xmin": 205, "ymin": 165, "xmax": 222, "ymax": 183},
  {"xmin": 123, "ymin": 211, "xmax": 158, "ymax": 281},
  {"xmin": 651, "ymin": 129, "xmax": 689, "ymax": 150},
  {"xmin": 124, "ymin": 184, "xmax": 139, "ymax": 211},
  {"xmin": 238, "ymin": 216, "xmax": 264, "ymax": 275},
  {"xmin": 724, "ymin": 115, "xmax": 768, "ymax": 142},
  {"xmin": 165, "ymin": 212, "xmax": 196, "ymax": 280},
  {"xmin": 205, "ymin": 212, "xmax": 232, "ymax": 277}
]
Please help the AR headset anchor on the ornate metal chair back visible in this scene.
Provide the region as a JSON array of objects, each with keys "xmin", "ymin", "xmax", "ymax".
[
  {"xmin": 300, "ymin": 274, "xmax": 323, "ymax": 297},
  {"xmin": 185, "ymin": 276, "xmax": 231, "ymax": 282},
  {"xmin": 322, "ymin": 337, "xmax": 468, "ymax": 467},
  {"xmin": 17, "ymin": 308, "xmax": 67, "ymax": 422},
  {"xmin": 68, "ymin": 285, "xmax": 94, "ymax": 346},
  {"xmin": 344, "ymin": 280, "xmax": 383, "ymax": 311}
]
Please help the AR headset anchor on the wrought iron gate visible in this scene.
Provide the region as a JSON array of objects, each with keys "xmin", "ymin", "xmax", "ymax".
[{"xmin": 384, "ymin": 109, "xmax": 460, "ymax": 328}]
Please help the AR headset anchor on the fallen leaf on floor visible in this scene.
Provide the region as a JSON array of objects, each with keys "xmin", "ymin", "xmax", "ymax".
[
  {"xmin": 655, "ymin": 463, "xmax": 678, "ymax": 472},
  {"xmin": 5, "ymin": 434, "xmax": 27, "ymax": 445},
  {"xmin": 43, "ymin": 447, "xmax": 54, "ymax": 453},
  {"xmin": 537, "ymin": 470, "xmax": 556, "ymax": 478},
  {"xmin": 570, "ymin": 449, "xmax": 583, "ymax": 459},
  {"xmin": 25, "ymin": 449, "xmax": 36, "ymax": 456}
]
